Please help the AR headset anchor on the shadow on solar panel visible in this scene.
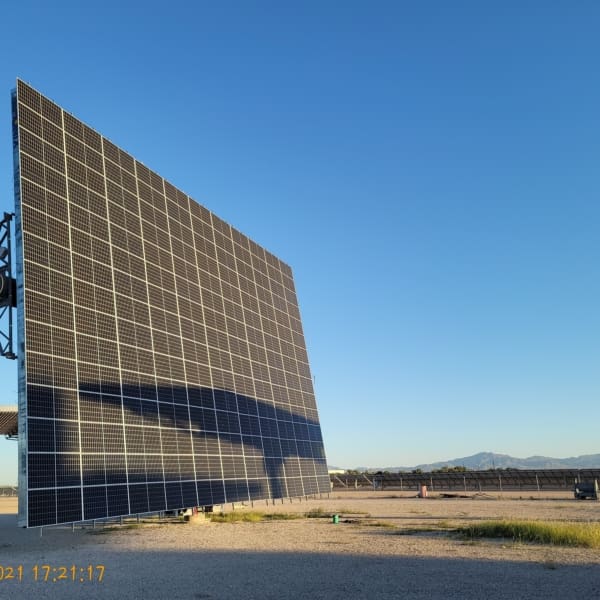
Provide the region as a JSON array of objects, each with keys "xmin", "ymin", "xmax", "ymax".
[
  {"xmin": 26, "ymin": 382, "xmax": 327, "ymax": 526},
  {"xmin": 8, "ymin": 79, "xmax": 329, "ymax": 528}
]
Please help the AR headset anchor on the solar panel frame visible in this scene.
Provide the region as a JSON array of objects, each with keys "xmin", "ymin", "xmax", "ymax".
[{"xmin": 12, "ymin": 80, "xmax": 329, "ymax": 527}]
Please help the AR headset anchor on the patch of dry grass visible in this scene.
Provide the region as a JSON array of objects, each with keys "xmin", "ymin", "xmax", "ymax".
[
  {"xmin": 459, "ymin": 520, "xmax": 600, "ymax": 548},
  {"xmin": 210, "ymin": 511, "xmax": 301, "ymax": 523}
]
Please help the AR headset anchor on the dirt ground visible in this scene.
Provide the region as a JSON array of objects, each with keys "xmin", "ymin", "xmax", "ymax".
[{"xmin": 1, "ymin": 490, "xmax": 600, "ymax": 599}]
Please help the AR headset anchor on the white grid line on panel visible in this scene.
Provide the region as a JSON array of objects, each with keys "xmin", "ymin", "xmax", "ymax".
[
  {"xmin": 99, "ymin": 134, "xmax": 132, "ymax": 518},
  {"xmin": 212, "ymin": 217, "xmax": 262, "ymax": 499},
  {"xmin": 58, "ymin": 100, "xmax": 84, "ymax": 523},
  {"xmin": 159, "ymin": 174, "xmax": 199, "ymax": 507},
  {"xmin": 185, "ymin": 190, "xmax": 227, "ymax": 505},
  {"xmin": 127, "ymin": 157, "xmax": 169, "ymax": 512}
]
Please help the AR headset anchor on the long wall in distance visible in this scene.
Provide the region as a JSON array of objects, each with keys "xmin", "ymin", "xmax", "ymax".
[{"xmin": 13, "ymin": 80, "xmax": 329, "ymax": 527}]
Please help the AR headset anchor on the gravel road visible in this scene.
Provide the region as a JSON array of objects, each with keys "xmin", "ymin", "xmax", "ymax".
[{"xmin": 1, "ymin": 491, "xmax": 599, "ymax": 599}]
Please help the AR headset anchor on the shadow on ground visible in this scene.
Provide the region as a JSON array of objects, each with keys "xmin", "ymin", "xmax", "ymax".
[{"xmin": 1, "ymin": 540, "xmax": 600, "ymax": 600}]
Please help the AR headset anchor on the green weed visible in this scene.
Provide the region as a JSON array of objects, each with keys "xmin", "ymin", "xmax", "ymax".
[{"xmin": 459, "ymin": 520, "xmax": 600, "ymax": 548}]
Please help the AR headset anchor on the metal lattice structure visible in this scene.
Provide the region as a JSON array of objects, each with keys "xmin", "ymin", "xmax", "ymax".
[
  {"xmin": 0, "ymin": 406, "xmax": 18, "ymax": 439},
  {"xmin": 0, "ymin": 212, "xmax": 16, "ymax": 359}
]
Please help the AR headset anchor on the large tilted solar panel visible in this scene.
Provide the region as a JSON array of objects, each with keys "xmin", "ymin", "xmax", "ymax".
[{"xmin": 13, "ymin": 79, "xmax": 329, "ymax": 527}]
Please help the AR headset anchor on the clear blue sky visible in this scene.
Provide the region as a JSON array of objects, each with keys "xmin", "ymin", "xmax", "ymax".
[{"xmin": 0, "ymin": 2, "xmax": 599, "ymax": 483}]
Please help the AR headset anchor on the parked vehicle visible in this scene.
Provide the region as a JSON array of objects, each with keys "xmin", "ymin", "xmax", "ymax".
[{"xmin": 574, "ymin": 480, "xmax": 599, "ymax": 500}]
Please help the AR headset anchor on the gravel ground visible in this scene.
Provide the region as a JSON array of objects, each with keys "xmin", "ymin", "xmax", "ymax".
[{"xmin": 1, "ymin": 491, "xmax": 600, "ymax": 599}]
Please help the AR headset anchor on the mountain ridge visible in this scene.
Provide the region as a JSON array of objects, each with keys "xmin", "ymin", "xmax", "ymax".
[{"xmin": 347, "ymin": 451, "xmax": 600, "ymax": 472}]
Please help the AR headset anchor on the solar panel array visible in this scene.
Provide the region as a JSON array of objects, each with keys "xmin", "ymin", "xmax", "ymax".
[
  {"xmin": 13, "ymin": 80, "xmax": 329, "ymax": 527},
  {"xmin": 336, "ymin": 470, "xmax": 600, "ymax": 491}
]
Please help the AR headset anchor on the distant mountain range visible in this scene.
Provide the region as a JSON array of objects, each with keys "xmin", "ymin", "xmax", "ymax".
[{"xmin": 341, "ymin": 451, "xmax": 600, "ymax": 472}]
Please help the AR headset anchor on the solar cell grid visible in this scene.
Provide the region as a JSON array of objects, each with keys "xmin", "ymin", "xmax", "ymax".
[{"xmin": 13, "ymin": 80, "xmax": 329, "ymax": 527}]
